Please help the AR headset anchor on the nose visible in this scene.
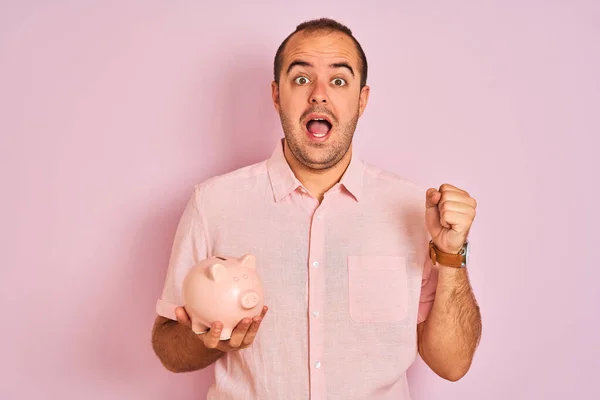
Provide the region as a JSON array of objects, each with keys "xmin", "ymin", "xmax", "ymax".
[
  {"xmin": 240, "ymin": 291, "xmax": 259, "ymax": 309},
  {"xmin": 309, "ymin": 81, "xmax": 328, "ymax": 104}
]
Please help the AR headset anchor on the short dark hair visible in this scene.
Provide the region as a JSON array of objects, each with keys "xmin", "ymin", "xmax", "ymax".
[{"xmin": 273, "ymin": 18, "xmax": 368, "ymax": 88}]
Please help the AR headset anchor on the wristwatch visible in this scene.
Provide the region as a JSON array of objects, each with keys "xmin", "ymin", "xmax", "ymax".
[{"xmin": 429, "ymin": 240, "xmax": 469, "ymax": 268}]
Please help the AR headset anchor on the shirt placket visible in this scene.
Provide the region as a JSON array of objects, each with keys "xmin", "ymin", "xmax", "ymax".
[{"xmin": 307, "ymin": 201, "xmax": 327, "ymax": 400}]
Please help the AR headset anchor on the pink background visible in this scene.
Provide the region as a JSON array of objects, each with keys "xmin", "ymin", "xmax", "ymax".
[{"xmin": 1, "ymin": 1, "xmax": 599, "ymax": 399}]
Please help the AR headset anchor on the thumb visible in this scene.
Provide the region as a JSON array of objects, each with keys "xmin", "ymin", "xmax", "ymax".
[
  {"xmin": 175, "ymin": 306, "xmax": 191, "ymax": 327},
  {"xmin": 425, "ymin": 188, "xmax": 441, "ymax": 208},
  {"xmin": 425, "ymin": 188, "xmax": 442, "ymax": 237}
]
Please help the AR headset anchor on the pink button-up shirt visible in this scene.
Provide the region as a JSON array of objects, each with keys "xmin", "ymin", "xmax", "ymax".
[{"xmin": 156, "ymin": 139, "xmax": 438, "ymax": 399}]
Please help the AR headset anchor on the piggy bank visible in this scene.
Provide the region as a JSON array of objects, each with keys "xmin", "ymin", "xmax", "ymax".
[{"xmin": 181, "ymin": 254, "xmax": 264, "ymax": 340}]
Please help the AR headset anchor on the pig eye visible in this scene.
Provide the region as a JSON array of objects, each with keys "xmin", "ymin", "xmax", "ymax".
[
  {"xmin": 233, "ymin": 277, "xmax": 239, "ymax": 282},
  {"xmin": 243, "ymin": 274, "xmax": 248, "ymax": 279}
]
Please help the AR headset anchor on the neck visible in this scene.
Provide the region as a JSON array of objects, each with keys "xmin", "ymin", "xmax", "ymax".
[{"xmin": 283, "ymin": 139, "xmax": 352, "ymax": 202}]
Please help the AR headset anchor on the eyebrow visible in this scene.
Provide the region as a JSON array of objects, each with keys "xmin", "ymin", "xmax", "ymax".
[{"xmin": 286, "ymin": 60, "xmax": 355, "ymax": 77}]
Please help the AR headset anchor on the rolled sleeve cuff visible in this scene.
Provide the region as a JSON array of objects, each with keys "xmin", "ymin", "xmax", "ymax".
[{"xmin": 156, "ymin": 298, "xmax": 180, "ymax": 321}]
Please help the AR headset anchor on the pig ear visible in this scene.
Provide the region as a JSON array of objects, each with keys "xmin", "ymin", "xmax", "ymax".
[
  {"xmin": 207, "ymin": 263, "xmax": 227, "ymax": 281},
  {"xmin": 239, "ymin": 254, "xmax": 256, "ymax": 269}
]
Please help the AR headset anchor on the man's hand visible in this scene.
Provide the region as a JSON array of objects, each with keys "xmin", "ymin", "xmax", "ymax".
[
  {"xmin": 419, "ymin": 184, "xmax": 481, "ymax": 381},
  {"xmin": 426, "ymin": 183, "xmax": 477, "ymax": 254},
  {"xmin": 174, "ymin": 305, "xmax": 268, "ymax": 352}
]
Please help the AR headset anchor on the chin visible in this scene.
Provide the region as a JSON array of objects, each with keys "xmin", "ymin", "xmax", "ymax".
[{"xmin": 299, "ymin": 148, "xmax": 344, "ymax": 170}]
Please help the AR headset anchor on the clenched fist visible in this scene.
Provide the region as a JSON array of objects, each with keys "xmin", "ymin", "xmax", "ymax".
[{"xmin": 426, "ymin": 183, "xmax": 477, "ymax": 254}]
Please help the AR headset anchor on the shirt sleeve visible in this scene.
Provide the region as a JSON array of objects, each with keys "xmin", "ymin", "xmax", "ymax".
[
  {"xmin": 155, "ymin": 185, "xmax": 209, "ymax": 321},
  {"xmin": 417, "ymin": 257, "xmax": 438, "ymax": 324}
]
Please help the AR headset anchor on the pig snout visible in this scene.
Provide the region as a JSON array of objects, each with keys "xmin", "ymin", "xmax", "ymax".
[{"xmin": 240, "ymin": 290, "xmax": 259, "ymax": 309}]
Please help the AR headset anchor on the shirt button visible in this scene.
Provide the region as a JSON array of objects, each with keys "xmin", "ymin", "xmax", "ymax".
[
  {"xmin": 315, "ymin": 361, "xmax": 321, "ymax": 369},
  {"xmin": 312, "ymin": 261, "xmax": 319, "ymax": 267},
  {"xmin": 316, "ymin": 215, "xmax": 321, "ymax": 220},
  {"xmin": 312, "ymin": 311, "xmax": 319, "ymax": 317}
]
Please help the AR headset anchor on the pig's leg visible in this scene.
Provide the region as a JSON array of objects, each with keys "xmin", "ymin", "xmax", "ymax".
[
  {"xmin": 191, "ymin": 322, "xmax": 209, "ymax": 335},
  {"xmin": 219, "ymin": 328, "xmax": 233, "ymax": 340}
]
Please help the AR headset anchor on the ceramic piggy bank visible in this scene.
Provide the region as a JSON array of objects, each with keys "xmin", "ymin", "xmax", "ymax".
[{"xmin": 181, "ymin": 254, "xmax": 264, "ymax": 340}]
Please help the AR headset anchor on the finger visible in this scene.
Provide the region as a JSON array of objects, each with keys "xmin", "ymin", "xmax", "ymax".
[
  {"xmin": 438, "ymin": 200, "xmax": 476, "ymax": 217},
  {"xmin": 203, "ymin": 322, "xmax": 223, "ymax": 349},
  {"xmin": 439, "ymin": 191, "xmax": 477, "ymax": 209},
  {"xmin": 228, "ymin": 318, "xmax": 252, "ymax": 348},
  {"xmin": 438, "ymin": 183, "xmax": 470, "ymax": 197},
  {"xmin": 260, "ymin": 305, "xmax": 269, "ymax": 318},
  {"xmin": 242, "ymin": 315, "xmax": 264, "ymax": 346},
  {"xmin": 242, "ymin": 307, "xmax": 269, "ymax": 346},
  {"xmin": 439, "ymin": 210, "xmax": 473, "ymax": 233},
  {"xmin": 425, "ymin": 188, "xmax": 441, "ymax": 208},
  {"xmin": 175, "ymin": 307, "xmax": 191, "ymax": 326}
]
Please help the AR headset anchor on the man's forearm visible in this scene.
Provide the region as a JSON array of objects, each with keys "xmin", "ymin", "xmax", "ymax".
[
  {"xmin": 152, "ymin": 316, "xmax": 224, "ymax": 372},
  {"xmin": 418, "ymin": 266, "xmax": 482, "ymax": 381}
]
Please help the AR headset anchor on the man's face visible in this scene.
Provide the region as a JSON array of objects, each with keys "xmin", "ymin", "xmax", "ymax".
[{"xmin": 272, "ymin": 30, "xmax": 370, "ymax": 171}]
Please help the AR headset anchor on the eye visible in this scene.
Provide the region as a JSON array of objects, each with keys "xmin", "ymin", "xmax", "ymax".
[
  {"xmin": 294, "ymin": 76, "xmax": 311, "ymax": 85},
  {"xmin": 332, "ymin": 78, "xmax": 346, "ymax": 86}
]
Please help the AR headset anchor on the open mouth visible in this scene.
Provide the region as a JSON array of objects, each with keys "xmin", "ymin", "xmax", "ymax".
[{"xmin": 306, "ymin": 118, "xmax": 333, "ymax": 138}]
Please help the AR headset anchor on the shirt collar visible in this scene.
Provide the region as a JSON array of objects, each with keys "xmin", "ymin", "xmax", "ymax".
[{"xmin": 267, "ymin": 138, "xmax": 364, "ymax": 202}]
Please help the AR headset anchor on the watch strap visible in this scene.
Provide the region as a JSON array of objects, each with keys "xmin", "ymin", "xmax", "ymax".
[{"xmin": 429, "ymin": 240, "xmax": 467, "ymax": 268}]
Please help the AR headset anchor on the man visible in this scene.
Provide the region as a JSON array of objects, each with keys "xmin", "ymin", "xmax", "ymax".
[{"xmin": 152, "ymin": 17, "xmax": 482, "ymax": 399}]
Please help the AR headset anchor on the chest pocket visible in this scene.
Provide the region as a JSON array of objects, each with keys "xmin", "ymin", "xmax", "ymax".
[{"xmin": 347, "ymin": 255, "xmax": 409, "ymax": 323}]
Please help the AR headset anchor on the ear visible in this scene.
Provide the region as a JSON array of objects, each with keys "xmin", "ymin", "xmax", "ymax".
[
  {"xmin": 358, "ymin": 84, "xmax": 370, "ymax": 118},
  {"xmin": 207, "ymin": 263, "xmax": 227, "ymax": 281},
  {"xmin": 239, "ymin": 254, "xmax": 256, "ymax": 269},
  {"xmin": 271, "ymin": 81, "xmax": 281, "ymax": 113}
]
